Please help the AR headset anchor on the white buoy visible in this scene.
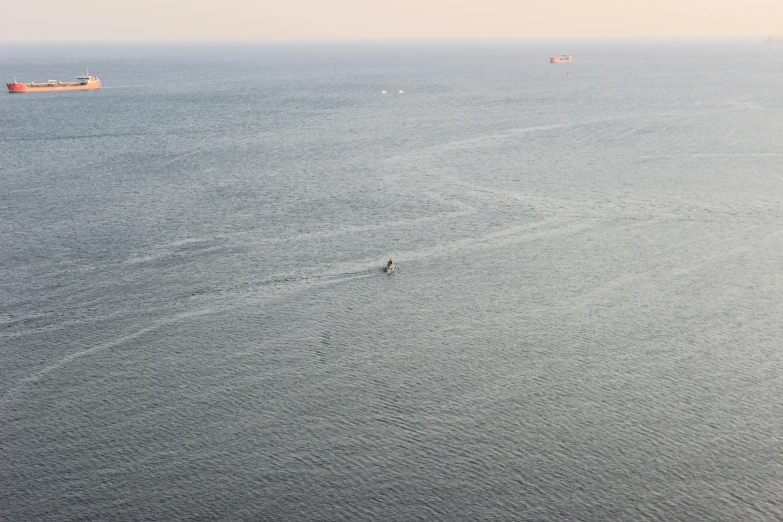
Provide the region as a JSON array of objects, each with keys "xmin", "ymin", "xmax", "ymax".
[
  {"xmin": 398, "ymin": 90, "xmax": 404, "ymax": 94},
  {"xmin": 381, "ymin": 90, "xmax": 388, "ymax": 94}
]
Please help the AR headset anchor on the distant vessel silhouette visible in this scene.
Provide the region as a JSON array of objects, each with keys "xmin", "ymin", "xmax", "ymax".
[
  {"xmin": 7, "ymin": 70, "xmax": 101, "ymax": 93},
  {"xmin": 550, "ymin": 54, "xmax": 572, "ymax": 63}
]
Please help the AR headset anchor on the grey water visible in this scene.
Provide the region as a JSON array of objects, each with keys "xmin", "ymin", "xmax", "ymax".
[{"xmin": 1, "ymin": 40, "xmax": 782, "ymax": 520}]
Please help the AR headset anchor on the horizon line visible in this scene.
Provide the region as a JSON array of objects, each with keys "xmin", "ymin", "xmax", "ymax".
[{"xmin": 1, "ymin": 34, "xmax": 778, "ymax": 44}]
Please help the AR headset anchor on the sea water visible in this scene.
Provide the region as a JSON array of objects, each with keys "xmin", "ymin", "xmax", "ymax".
[{"xmin": 1, "ymin": 40, "xmax": 782, "ymax": 520}]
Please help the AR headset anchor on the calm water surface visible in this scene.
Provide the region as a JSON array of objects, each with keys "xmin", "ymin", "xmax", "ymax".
[{"xmin": 1, "ymin": 40, "xmax": 782, "ymax": 520}]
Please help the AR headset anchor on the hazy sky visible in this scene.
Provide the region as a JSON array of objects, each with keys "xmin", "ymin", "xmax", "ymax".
[{"xmin": 1, "ymin": 0, "xmax": 781, "ymax": 41}]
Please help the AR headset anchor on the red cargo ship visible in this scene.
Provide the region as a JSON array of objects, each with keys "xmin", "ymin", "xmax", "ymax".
[
  {"xmin": 7, "ymin": 72, "xmax": 101, "ymax": 93},
  {"xmin": 768, "ymin": 35, "xmax": 783, "ymax": 44},
  {"xmin": 550, "ymin": 54, "xmax": 572, "ymax": 63}
]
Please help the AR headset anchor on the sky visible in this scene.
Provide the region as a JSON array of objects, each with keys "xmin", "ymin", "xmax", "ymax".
[{"xmin": 1, "ymin": 0, "xmax": 781, "ymax": 41}]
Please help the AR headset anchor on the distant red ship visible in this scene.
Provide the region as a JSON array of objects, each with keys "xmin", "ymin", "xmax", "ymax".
[
  {"xmin": 7, "ymin": 72, "xmax": 101, "ymax": 93},
  {"xmin": 767, "ymin": 36, "xmax": 783, "ymax": 44},
  {"xmin": 550, "ymin": 54, "xmax": 572, "ymax": 63}
]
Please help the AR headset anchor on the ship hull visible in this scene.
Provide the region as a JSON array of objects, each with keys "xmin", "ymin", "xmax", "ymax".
[
  {"xmin": 550, "ymin": 57, "xmax": 573, "ymax": 63},
  {"xmin": 7, "ymin": 82, "xmax": 101, "ymax": 93}
]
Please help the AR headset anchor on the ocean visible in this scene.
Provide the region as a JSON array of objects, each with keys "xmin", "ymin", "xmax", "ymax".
[{"xmin": 1, "ymin": 40, "xmax": 782, "ymax": 520}]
